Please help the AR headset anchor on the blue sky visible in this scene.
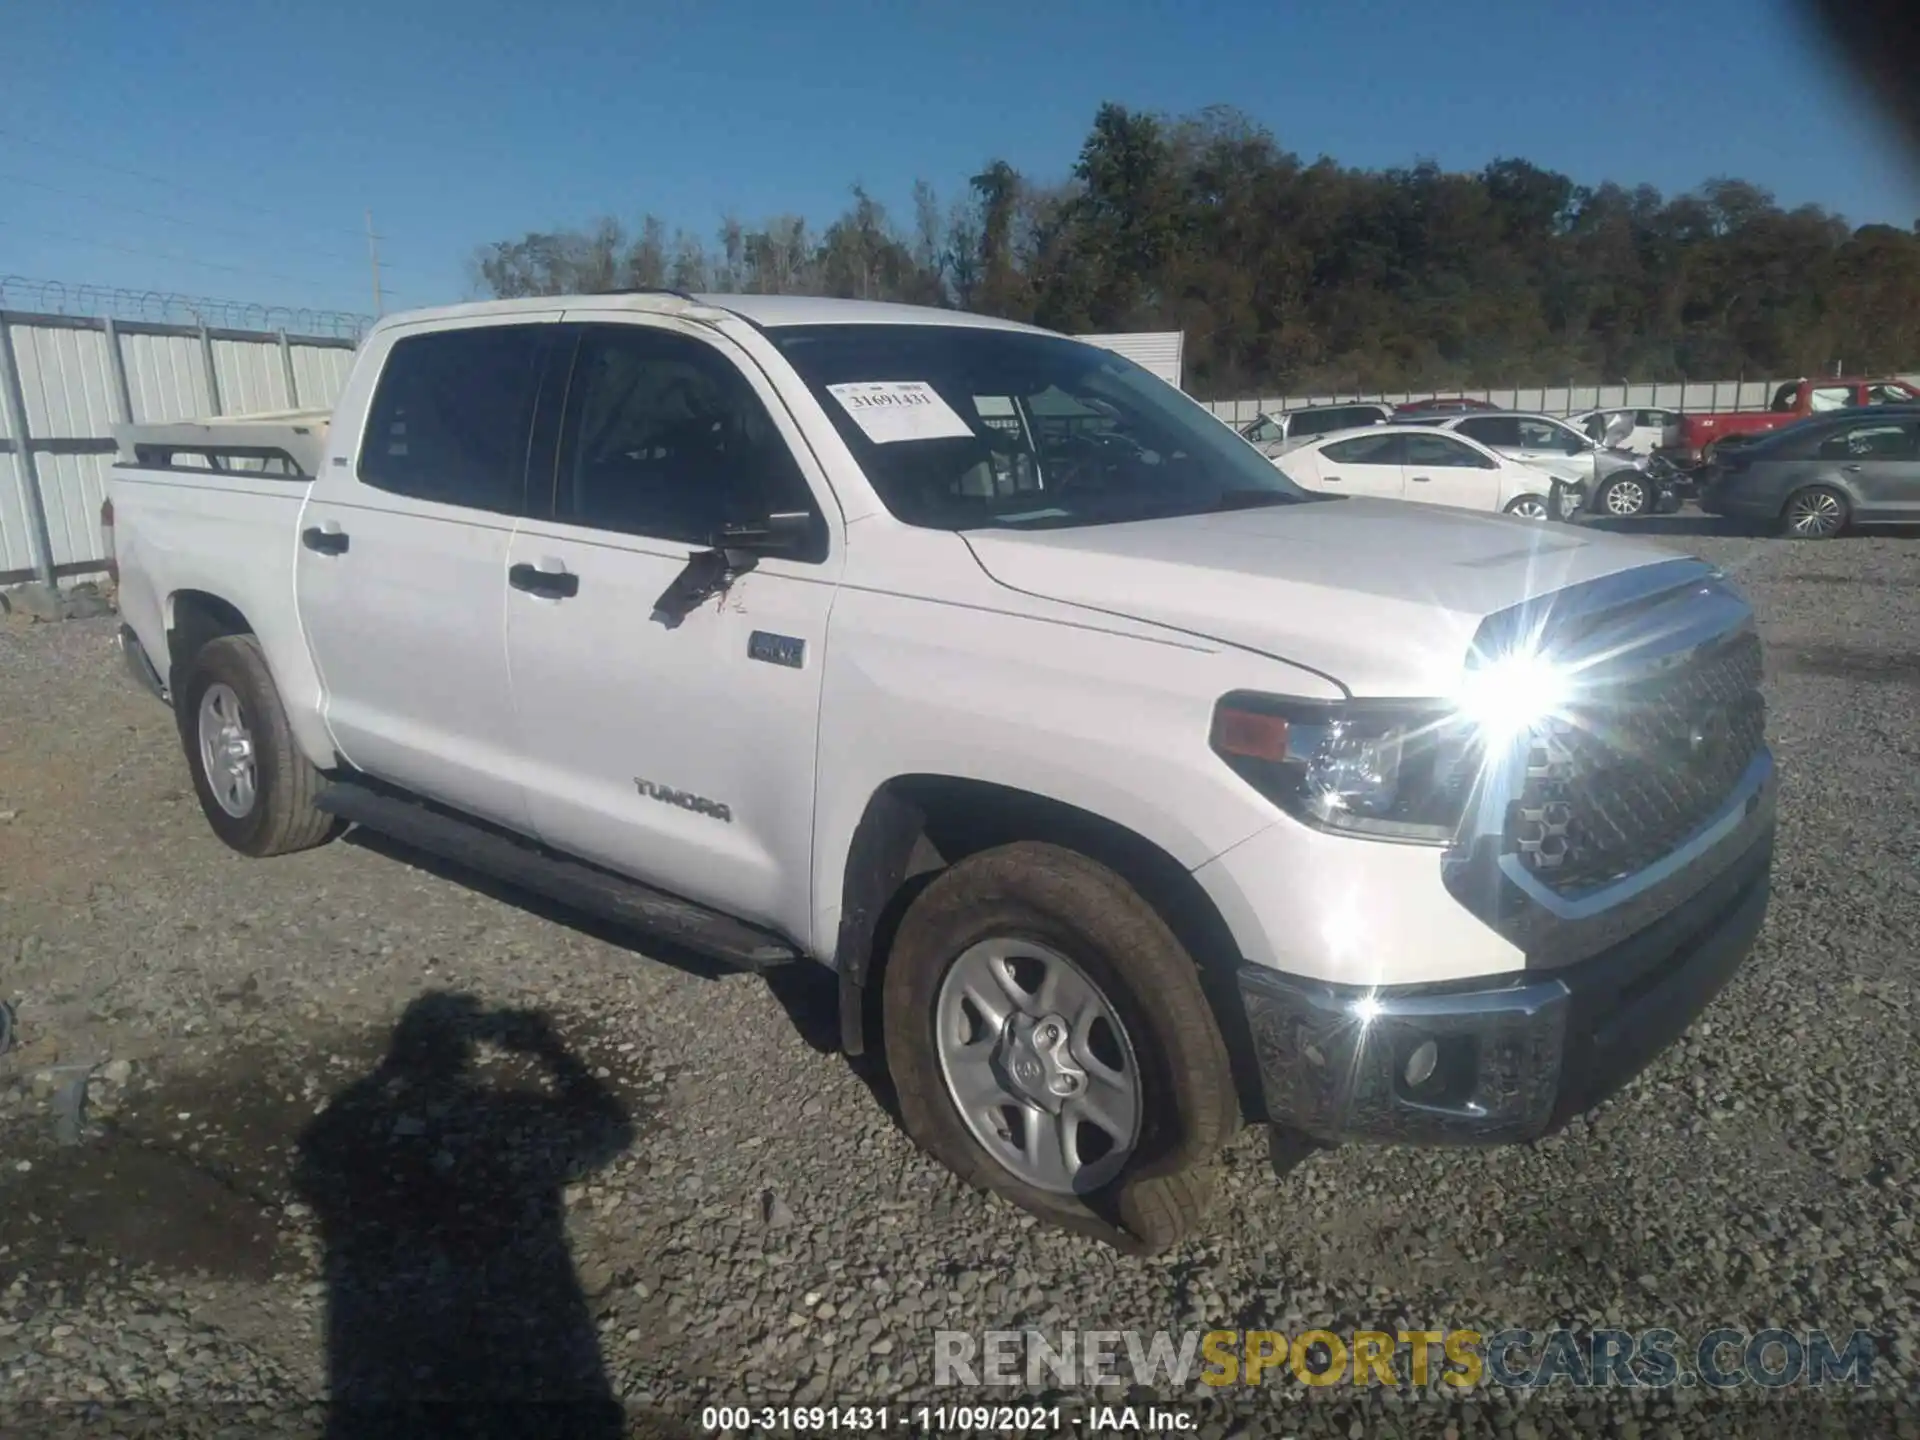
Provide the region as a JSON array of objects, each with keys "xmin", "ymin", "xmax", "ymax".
[{"xmin": 1, "ymin": 0, "xmax": 1915, "ymax": 321}]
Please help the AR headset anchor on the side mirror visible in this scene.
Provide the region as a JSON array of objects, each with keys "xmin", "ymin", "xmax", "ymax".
[{"xmin": 716, "ymin": 509, "xmax": 815, "ymax": 554}]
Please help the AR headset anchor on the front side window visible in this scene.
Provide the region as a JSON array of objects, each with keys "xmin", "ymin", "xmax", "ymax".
[
  {"xmin": 1769, "ymin": 383, "xmax": 1801, "ymax": 413},
  {"xmin": 1402, "ymin": 434, "xmax": 1490, "ymax": 468},
  {"xmin": 1865, "ymin": 382, "xmax": 1920, "ymax": 406},
  {"xmin": 1808, "ymin": 386, "xmax": 1852, "ymax": 413},
  {"xmin": 1518, "ymin": 418, "xmax": 1586, "ymax": 453},
  {"xmin": 553, "ymin": 326, "xmax": 825, "ymax": 559},
  {"xmin": 358, "ymin": 325, "xmax": 550, "ymax": 513},
  {"xmin": 1817, "ymin": 422, "xmax": 1918, "ymax": 460},
  {"xmin": 1455, "ymin": 417, "xmax": 1522, "ymax": 449},
  {"xmin": 771, "ymin": 325, "xmax": 1308, "ymax": 531}
]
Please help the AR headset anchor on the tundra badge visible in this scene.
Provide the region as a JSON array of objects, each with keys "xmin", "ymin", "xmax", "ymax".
[{"xmin": 748, "ymin": 631, "xmax": 806, "ymax": 669}]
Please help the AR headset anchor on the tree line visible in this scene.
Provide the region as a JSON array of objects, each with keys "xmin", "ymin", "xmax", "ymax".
[{"xmin": 470, "ymin": 103, "xmax": 1920, "ymax": 399}]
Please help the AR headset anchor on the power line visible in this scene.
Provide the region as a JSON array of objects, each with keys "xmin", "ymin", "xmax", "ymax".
[
  {"xmin": 0, "ymin": 125, "xmax": 374, "ymax": 242},
  {"xmin": 0, "ymin": 216, "xmax": 358, "ymax": 299},
  {"xmin": 0, "ymin": 171, "xmax": 381, "ymax": 268}
]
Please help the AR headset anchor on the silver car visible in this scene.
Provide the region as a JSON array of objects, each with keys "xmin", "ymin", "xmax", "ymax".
[{"xmin": 1396, "ymin": 410, "xmax": 1657, "ymax": 517}]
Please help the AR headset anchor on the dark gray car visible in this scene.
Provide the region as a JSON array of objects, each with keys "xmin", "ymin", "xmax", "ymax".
[{"xmin": 1697, "ymin": 407, "xmax": 1920, "ymax": 538}]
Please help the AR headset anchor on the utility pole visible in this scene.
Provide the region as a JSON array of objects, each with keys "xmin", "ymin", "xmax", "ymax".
[{"xmin": 365, "ymin": 209, "xmax": 385, "ymax": 315}]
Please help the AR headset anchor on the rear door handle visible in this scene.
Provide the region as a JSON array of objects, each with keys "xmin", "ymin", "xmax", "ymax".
[
  {"xmin": 301, "ymin": 525, "xmax": 349, "ymax": 555},
  {"xmin": 1842, "ymin": 464, "xmax": 1864, "ymax": 473},
  {"xmin": 1410, "ymin": 475, "xmax": 1431, "ymax": 483},
  {"xmin": 1324, "ymin": 474, "xmax": 1342, "ymax": 483},
  {"xmin": 509, "ymin": 562, "xmax": 579, "ymax": 599}
]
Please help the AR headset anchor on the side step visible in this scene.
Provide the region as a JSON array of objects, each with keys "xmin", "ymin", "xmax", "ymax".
[{"xmin": 316, "ymin": 780, "xmax": 797, "ymax": 971}]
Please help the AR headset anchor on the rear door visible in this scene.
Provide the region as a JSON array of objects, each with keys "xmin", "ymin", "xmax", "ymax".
[
  {"xmin": 501, "ymin": 317, "xmax": 840, "ymax": 941},
  {"xmin": 1816, "ymin": 418, "xmax": 1920, "ymax": 519},
  {"xmin": 1400, "ymin": 433, "xmax": 1503, "ymax": 511},
  {"xmin": 296, "ymin": 316, "xmax": 562, "ymax": 833},
  {"xmin": 1307, "ymin": 432, "xmax": 1406, "ymax": 498}
]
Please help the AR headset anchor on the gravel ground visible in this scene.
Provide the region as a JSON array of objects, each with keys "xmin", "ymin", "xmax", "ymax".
[{"xmin": 1, "ymin": 519, "xmax": 1916, "ymax": 1438}]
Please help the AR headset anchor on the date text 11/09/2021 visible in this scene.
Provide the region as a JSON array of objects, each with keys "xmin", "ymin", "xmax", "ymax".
[{"xmin": 698, "ymin": 1406, "xmax": 1186, "ymax": 1433}]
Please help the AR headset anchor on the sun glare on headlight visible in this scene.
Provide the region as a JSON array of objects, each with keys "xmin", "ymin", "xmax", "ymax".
[{"xmin": 1454, "ymin": 650, "xmax": 1569, "ymax": 742}]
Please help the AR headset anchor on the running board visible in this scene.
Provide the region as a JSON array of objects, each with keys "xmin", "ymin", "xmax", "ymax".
[{"xmin": 315, "ymin": 781, "xmax": 797, "ymax": 971}]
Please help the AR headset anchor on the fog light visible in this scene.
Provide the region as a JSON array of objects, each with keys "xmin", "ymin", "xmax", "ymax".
[{"xmin": 1404, "ymin": 1039, "xmax": 1439, "ymax": 1088}]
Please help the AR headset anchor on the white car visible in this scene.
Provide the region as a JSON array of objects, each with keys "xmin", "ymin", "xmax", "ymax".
[
  {"xmin": 106, "ymin": 293, "xmax": 1772, "ymax": 1253},
  {"xmin": 1275, "ymin": 425, "xmax": 1570, "ymax": 519},
  {"xmin": 1573, "ymin": 407, "xmax": 1682, "ymax": 457}
]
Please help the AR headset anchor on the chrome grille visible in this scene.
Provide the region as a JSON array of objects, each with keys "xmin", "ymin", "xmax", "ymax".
[{"xmin": 1505, "ymin": 628, "xmax": 1766, "ymax": 893}]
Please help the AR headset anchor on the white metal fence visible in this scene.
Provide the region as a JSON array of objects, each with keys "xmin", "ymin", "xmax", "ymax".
[
  {"xmin": 1201, "ymin": 375, "xmax": 1920, "ymax": 426},
  {"xmin": 0, "ymin": 310, "xmax": 360, "ymax": 586}
]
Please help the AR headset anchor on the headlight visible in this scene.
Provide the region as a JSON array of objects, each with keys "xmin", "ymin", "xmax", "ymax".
[
  {"xmin": 1209, "ymin": 695, "xmax": 1477, "ymax": 843},
  {"xmin": 1213, "ymin": 649, "xmax": 1577, "ymax": 843}
]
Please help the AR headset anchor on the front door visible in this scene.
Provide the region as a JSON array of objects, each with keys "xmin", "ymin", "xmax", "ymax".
[
  {"xmin": 296, "ymin": 317, "xmax": 560, "ymax": 833},
  {"xmin": 1400, "ymin": 433, "xmax": 1502, "ymax": 511},
  {"xmin": 502, "ymin": 319, "xmax": 839, "ymax": 944},
  {"xmin": 1817, "ymin": 418, "xmax": 1920, "ymax": 519}
]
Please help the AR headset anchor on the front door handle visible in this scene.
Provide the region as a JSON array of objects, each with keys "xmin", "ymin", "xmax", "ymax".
[
  {"xmin": 1324, "ymin": 474, "xmax": 1343, "ymax": 483},
  {"xmin": 1410, "ymin": 475, "xmax": 1432, "ymax": 483},
  {"xmin": 509, "ymin": 563, "xmax": 580, "ymax": 599},
  {"xmin": 1842, "ymin": 464, "xmax": 1864, "ymax": 473},
  {"xmin": 302, "ymin": 525, "xmax": 349, "ymax": 555}
]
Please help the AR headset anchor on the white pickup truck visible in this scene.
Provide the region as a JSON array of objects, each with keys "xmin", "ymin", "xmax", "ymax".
[{"xmin": 107, "ymin": 292, "xmax": 1775, "ymax": 1252}]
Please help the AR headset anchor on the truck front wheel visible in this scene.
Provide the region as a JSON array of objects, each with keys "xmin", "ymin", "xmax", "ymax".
[
  {"xmin": 177, "ymin": 634, "xmax": 338, "ymax": 857},
  {"xmin": 881, "ymin": 842, "xmax": 1238, "ymax": 1253}
]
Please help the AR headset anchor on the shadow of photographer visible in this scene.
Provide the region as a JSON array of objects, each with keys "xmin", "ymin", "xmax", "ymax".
[{"xmin": 294, "ymin": 990, "xmax": 636, "ymax": 1438}]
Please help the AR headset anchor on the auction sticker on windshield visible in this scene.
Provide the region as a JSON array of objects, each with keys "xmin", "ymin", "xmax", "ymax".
[{"xmin": 828, "ymin": 380, "xmax": 975, "ymax": 444}]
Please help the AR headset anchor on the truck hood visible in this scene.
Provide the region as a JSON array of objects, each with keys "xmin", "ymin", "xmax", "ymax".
[{"xmin": 961, "ymin": 498, "xmax": 1689, "ymax": 695}]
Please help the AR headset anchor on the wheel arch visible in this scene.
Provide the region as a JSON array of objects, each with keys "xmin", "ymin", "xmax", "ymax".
[
  {"xmin": 832, "ymin": 773, "xmax": 1266, "ymax": 1123},
  {"xmin": 166, "ymin": 590, "xmax": 256, "ymax": 690}
]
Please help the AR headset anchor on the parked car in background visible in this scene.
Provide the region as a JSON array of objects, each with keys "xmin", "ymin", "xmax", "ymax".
[
  {"xmin": 1697, "ymin": 406, "xmax": 1920, "ymax": 538},
  {"xmin": 1573, "ymin": 407, "xmax": 1682, "ymax": 457},
  {"xmin": 1398, "ymin": 410, "xmax": 1659, "ymax": 518},
  {"xmin": 1239, "ymin": 403, "xmax": 1390, "ymax": 451},
  {"xmin": 1274, "ymin": 425, "xmax": 1572, "ymax": 519},
  {"xmin": 1392, "ymin": 397, "xmax": 1499, "ymax": 416},
  {"xmin": 1677, "ymin": 376, "xmax": 1920, "ymax": 462}
]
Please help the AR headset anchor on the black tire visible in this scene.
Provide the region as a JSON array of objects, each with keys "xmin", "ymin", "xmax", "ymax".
[
  {"xmin": 1595, "ymin": 473, "xmax": 1651, "ymax": 519},
  {"xmin": 1502, "ymin": 495, "xmax": 1550, "ymax": 520},
  {"xmin": 1781, "ymin": 484, "xmax": 1849, "ymax": 540},
  {"xmin": 881, "ymin": 842, "xmax": 1238, "ymax": 1254},
  {"xmin": 176, "ymin": 634, "xmax": 338, "ymax": 857}
]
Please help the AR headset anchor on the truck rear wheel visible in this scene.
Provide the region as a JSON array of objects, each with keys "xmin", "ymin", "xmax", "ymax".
[
  {"xmin": 177, "ymin": 634, "xmax": 338, "ymax": 857},
  {"xmin": 881, "ymin": 842, "xmax": 1238, "ymax": 1253}
]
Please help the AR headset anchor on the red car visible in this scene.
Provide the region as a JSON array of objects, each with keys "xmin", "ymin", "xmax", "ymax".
[
  {"xmin": 1679, "ymin": 376, "xmax": 1920, "ymax": 461},
  {"xmin": 1392, "ymin": 397, "xmax": 1500, "ymax": 415}
]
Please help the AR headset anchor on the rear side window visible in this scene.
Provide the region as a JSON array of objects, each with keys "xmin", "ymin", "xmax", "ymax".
[
  {"xmin": 358, "ymin": 326, "xmax": 549, "ymax": 514},
  {"xmin": 1290, "ymin": 406, "xmax": 1379, "ymax": 438},
  {"xmin": 1321, "ymin": 432, "xmax": 1404, "ymax": 464}
]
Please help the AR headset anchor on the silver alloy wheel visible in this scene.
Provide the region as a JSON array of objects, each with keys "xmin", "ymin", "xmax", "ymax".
[
  {"xmin": 1603, "ymin": 477, "xmax": 1648, "ymax": 516},
  {"xmin": 196, "ymin": 682, "xmax": 258, "ymax": 818},
  {"xmin": 1506, "ymin": 495, "xmax": 1549, "ymax": 520},
  {"xmin": 934, "ymin": 937, "xmax": 1143, "ymax": 1195},
  {"xmin": 1786, "ymin": 489, "xmax": 1845, "ymax": 538}
]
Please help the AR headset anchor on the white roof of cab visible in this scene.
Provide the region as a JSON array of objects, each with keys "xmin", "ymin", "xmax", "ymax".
[{"xmin": 367, "ymin": 292, "xmax": 1051, "ymax": 339}]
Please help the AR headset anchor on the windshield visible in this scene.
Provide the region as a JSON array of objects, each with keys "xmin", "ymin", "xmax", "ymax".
[{"xmin": 770, "ymin": 324, "xmax": 1309, "ymax": 530}]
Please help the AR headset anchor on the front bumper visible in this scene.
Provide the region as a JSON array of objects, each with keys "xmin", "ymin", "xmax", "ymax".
[{"xmin": 1238, "ymin": 812, "xmax": 1773, "ymax": 1147}]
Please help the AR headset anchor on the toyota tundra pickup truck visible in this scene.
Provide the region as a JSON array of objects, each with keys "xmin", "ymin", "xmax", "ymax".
[
  {"xmin": 1678, "ymin": 375, "xmax": 1920, "ymax": 461},
  {"xmin": 106, "ymin": 293, "xmax": 1774, "ymax": 1253}
]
